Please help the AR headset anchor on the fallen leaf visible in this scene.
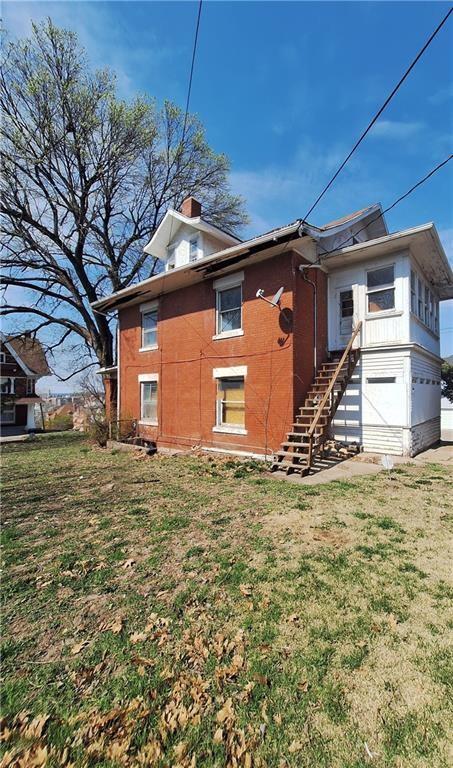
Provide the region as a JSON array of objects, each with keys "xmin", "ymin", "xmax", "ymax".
[
  {"xmin": 213, "ymin": 727, "xmax": 223, "ymax": 744},
  {"xmin": 288, "ymin": 739, "xmax": 304, "ymax": 753},
  {"xmin": 216, "ymin": 698, "xmax": 234, "ymax": 724},
  {"xmin": 122, "ymin": 558, "xmax": 136, "ymax": 569},
  {"xmin": 130, "ymin": 631, "xmax": 148, "ymax": 644},
  {"xmin": 239, "ymin": 584, "xmax": 252, "ymax": 597},
  {"xmin": 71, "ymin": 640, "xmax": 88, "ymax": 655}
]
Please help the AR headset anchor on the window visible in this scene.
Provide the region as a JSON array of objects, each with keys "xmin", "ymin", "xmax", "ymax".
[
  {"xmin": 26, "ymin": 378, "xmax": 34, "ymax": 395},
  {"xmin": 140, "ymin": 380, "xmax": 158, "ymax": 424},
  {"xmin": 429, "ymin": 290, "xmax": 434, "ymax": 329},
  {"xmin": 0, "ymin": 352, "xmax": 5, "ymax": 363},
  {"xmin": 216, "ymin": 377, "xmax": 245, "ymax": 428},
  {"xmin": 0, "ymin": 400, "xmax": 15, "ymax": 424},
  {"xmin": 417, "ymin": 278, "xmax": 423, "ymax": 320},
  {"xmin": 434, "ymin": 300, "xmax": 439, "ymax": 333},
  {"xmin": 140, "ymin": 302, "xmax": 158, "ymax": 350},
  {"xmin": 424, "ymin": 286, "xmax": 430, "ymax": 326},
  {"xmin": 189, "ymin": 236, "xmax": 199, "ymax": 262},
  {"xmin": 410, "ymin": 270, "xmax": 416, "ymax": 314},
  {"xmin": 217, "ymin": 285, "xmax": 242, "ymax": 334},
  {"xmin": 0, "ymin": 377, "xmax": 13, "ymax": 394},
  {"xmin": 166, "ymin": 246, "xmax": 176, "ymax": 271},
  {"xmin": 367, "ymin": 265, "xmax": 395, "ymax": 313}
]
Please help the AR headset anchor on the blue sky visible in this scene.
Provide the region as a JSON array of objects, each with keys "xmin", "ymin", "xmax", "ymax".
[{"xmin": 3, "ymin": 0, "xmax": 453, "ymax": 388}]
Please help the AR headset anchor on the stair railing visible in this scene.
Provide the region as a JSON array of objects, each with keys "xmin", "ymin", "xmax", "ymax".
[{"xmin": 306, "ymin": 321, "xmax": 362, "ymax": 467}]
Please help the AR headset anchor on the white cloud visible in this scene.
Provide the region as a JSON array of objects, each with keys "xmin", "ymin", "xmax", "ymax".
[
  {"xmin": 429, "ymin": 85, "xmax": 453, "ymax": 106},
  {"xmin": 370, "ymin": 120, "xmax": 424, "ymax": 140}
]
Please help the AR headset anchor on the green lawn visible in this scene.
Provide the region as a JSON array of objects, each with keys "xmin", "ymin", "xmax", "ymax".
[{"xmin": 1, "ymin": 433, "xmax": 452, "ymax": 767}]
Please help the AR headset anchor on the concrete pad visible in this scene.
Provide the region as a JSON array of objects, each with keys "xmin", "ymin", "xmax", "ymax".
[{"xmin": 270, "ymin": 442, "xmax": 453, "ymax": 486}]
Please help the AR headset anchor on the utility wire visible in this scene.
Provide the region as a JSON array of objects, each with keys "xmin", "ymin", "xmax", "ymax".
[
  {"xmin": 317, "ymin": 154, "xmax": 452, "ymax": 258},
  {"xmin": 182, "ymin": 0, "xmax": 203, "ymax": 144},
  {"xmin": 301, "ymin": 7, "xmax": 452, "ymax": 223}
]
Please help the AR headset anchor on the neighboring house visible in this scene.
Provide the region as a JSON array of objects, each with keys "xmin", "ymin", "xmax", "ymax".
[
  {"xmin": 93, "ymin": 197, "xmax": 453, "ymax": 472},
  {"xmin": 441, "ymin": 355, "xmax": 453, "ymax": 440},
  {"xmin": 0, "ymin": 334, "xmax": 50, "ymax": 432}
]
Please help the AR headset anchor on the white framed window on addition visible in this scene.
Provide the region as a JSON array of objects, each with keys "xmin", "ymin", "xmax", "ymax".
[
  {"xmin": 140, "ymin": 301, "xmax": 158, "ymax": 351},
  {"xmin": 213, "ymin": 272, "xmax": 244, "ymax": 339},
  {"xmin": 139, "ymin": 373, "xmax": 158, "ymax": 426},
  {"xmin": 189, "ymin": 235, "xmax": 200, "ymax": 262},
  {"xmin": 212, "ymin": 366, "xmax": 247, "ymax": 435},
  {"xmin": 366, "ymin": 264, "xmax": 395, "ymax": 313}
]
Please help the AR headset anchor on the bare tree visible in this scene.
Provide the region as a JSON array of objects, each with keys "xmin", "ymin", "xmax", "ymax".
[{"xmin": 0, "ymin": 20, "xmax": 247, "ymax": 376}]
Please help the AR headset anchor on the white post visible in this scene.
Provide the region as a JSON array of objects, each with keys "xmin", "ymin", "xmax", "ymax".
[{"xmin": 26, "ymin": 403, "xmax": 36, "ymax": 431}]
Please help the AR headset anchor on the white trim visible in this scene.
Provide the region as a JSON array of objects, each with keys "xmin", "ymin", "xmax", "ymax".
[
  {"xmin": 365, "ymin": 310, "xmax": 403, "ymax": 321},
  {"xmin": 3, "ymin": 341, "xmax": 34, "ymax": 376},
  {"xmin": 140, "ymin": 300, "xmax": 159, "ymax": 313},
  {"xmin": 138, "ymin": 372, "xmax": 159, "ymax": 382},
  {"xmin": 213, "ymin": 271, "xmax": 244, "ymax": 291},
  {"xmin": 212, "ymin": 329, "xmax": 244, "ymax": 341},
  {"xmin": 213, "ymin": 366, "xmax": 247, "ymax": 378},
  {"xmin": 139, "ymin": 345, "xmax": 158, "ymax": 353},
  {"xmin": 139, "ymin": 419, "xmax": 158, "ymax": 427},
  {"xmin": 212, "ymin": 425, "xmax": 247, "ymax": 436}
]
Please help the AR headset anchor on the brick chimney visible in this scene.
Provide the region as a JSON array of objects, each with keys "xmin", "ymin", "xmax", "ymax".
[{"xmin": 180, "ymin": 197, "xmax": 201, "ymax": 218}]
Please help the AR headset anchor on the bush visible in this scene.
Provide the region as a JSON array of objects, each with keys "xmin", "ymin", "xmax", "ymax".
[{"xmin": 89, "ymin": 418, "xmax": 109, "ymax": 447}]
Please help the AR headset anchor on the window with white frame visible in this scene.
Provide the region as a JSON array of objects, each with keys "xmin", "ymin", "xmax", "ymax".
[
  {"xmin": 26, "ymin": 378, "xmax": 34, "ymax": 395},
  {"xmin": 0, "ymin": 352, "xmax": 5, "ymax": 363},
  {"xmin": 366, "ymin": 265, "xmax": 395, "ymax": 313},
  {"xmin": 417, "ymin": 277, "xmax": 423, "ymax": 320},
  {"xmin": 411, "ymin": 267, "xmax": 439, "ymax": 335},
  {"xmin": 0, "ymin": 400, "xmax": 15, "ymax": 424},
  {"xmin": 216, "ymin": 377, "xmax": 245, "ymax": 428},
  {"xmin": 140, "ymin": 376, "xmax": 158, "ymax": 424},
  {"xmin": 140, "ymin": 302, "xmax": 158, "ymax": 350},
  {"xmin": 410, "ymin": 270, "xmax": 416, "ymax": 314},
  {"xmin": 214, "ymin": 273, "xmax": 244, "ymax": 336},
  {"xmin": 189, "ymin": 235, "xmax": 199, "ymax": 262},
  {"xmin": 0, "ymin": 377, "xmax": 14, "ymax": 394}
]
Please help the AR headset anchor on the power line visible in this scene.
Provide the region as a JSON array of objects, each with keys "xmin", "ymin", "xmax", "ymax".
[
  {"xmin": 317, "ymin": 154, "xmax": 453, "ymax": 258},
  {"xmin": 182, "ymin": 0, "xmax": 203, "ymax": 144},
  {"xmin": 302, "ymin": 7, "xmax": 452, "ymax": 223}
]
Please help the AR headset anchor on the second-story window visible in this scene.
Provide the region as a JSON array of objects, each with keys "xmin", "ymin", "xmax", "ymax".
[
  {"xmin": 367, "ymin": 265, "xmax": 395, "ymax": 313},
  {"xmin": 217, "ymin": 285, "xmax": 242, "ymax": 334},
  {"xmin": 189, "ymin": 235, "xmax": 199, "ymax": 262},
  {"xmin": 26, "ymin": 378, "xmax": 34, "ymax": 395},
  {"xmin": 0, "ymin": 377, "xmax": 14, "ymax": 394},
  {"xmin": 140, "ymin": 302, "xmax": 158, "ymax": 350}
]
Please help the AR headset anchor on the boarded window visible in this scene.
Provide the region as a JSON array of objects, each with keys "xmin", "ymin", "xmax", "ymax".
[{"xmin": 216, "ymin": 377, "xmax": 245, "ymax": 427}]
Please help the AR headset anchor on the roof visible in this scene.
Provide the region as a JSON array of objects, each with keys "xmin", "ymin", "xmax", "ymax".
[
  {"xmin": 4, "ymin": 336, "xmax": 51, "ymax": 376},
  {"xmin": 144, "ymin": 209, "xmax": 242, "ymax": 261},
  {"xmin": 321, "ymin": 205, "xmax": 380, "ymax": 230},
  {"xmin": 320, "ymin": 222, "xmax": 453, "ymax": 300}
]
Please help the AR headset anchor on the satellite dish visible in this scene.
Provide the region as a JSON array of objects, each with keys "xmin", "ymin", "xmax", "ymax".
[
  {"xmin": 256, "ymin": 288, "xmax": 265, "ymax": 299},
  {"xmin": 271, "ymin": 286, "xmax": 284, "ymax": 307}
]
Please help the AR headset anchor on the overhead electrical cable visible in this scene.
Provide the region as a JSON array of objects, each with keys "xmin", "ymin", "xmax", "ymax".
[
  {"xmin": 317, "ymin": 154, "xmax": 452, "ymax": 258},
  {"xmin": 181, "ymin": 0, "xmax": 203, "ymax": 145},
  {"xmin": 301, "ymin": 7, "xmax": 452, "ymax": 224}
]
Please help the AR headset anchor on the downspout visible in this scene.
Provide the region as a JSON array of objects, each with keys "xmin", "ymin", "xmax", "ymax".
[
  {"xmin": 116, "ymin": 313, "xmax": 120, "ymax": 431},
  {"xmin": 299, "ymin": 266, "xmax": 318, "ymax": 378}
]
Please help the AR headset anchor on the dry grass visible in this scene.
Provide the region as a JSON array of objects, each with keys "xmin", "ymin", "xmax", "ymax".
[{"xmin": 1, "ymin": 432, "xmax": 452, "ymax": 767}]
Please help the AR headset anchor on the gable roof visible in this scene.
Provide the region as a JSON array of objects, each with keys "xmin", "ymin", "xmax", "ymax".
[
  {"xmin": 321, "ymin": 205, "xmax": 381, "ymax": 230},
  {"xmin": 4, "ymin": 335, "xmax": 51, "ymax": 376},
  {"xmin": 144, "ymin": 209, "xmax": 242, "ymax": 261}
]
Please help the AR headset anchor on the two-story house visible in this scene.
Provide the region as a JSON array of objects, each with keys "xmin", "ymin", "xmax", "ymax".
[
  {"xmin": 93, "ymin": 197, "xmax": 452, "ymax": 473},
  {"xmin": 0, "ymin": 334, "xmax": 50, "ymax": 433}
]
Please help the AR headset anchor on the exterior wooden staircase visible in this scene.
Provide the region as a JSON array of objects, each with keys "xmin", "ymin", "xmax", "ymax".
[{"xmin": 272, "ymin": 322, "xmax": 362, "ymax": 475}]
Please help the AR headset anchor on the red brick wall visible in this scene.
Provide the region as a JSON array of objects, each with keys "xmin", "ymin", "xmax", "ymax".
[{"xmin": 118, "ymin": 250, "xmax": 327, "ymax": 456}]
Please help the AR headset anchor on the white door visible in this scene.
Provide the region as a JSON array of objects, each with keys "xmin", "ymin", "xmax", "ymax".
[{"xmin": 337, "ymin": 287, "xmax": 354, "ymax": 346}]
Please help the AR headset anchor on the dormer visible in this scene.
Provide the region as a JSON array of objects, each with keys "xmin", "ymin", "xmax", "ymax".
[{"xmin": 144, "ymin": 197, "xmax": 241, "ymax": 272}]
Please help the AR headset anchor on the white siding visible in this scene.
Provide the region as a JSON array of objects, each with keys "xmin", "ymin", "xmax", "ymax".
[
  {"xmin": 411, "ymin": 417, "xmax": 440, "ymax": 455},
  {"xmin": 410, "ymin": 352, "xmax": 441, "ymax": 426},
  {"xmin": 331, "ymin": 349, "xmax": 410, "ymax": 455},
  {"xmin": 167, "ymin": 225, "xmax": 227, "ymax": 269},
  {"xmin": 327, "ymin": 251, "xmax": 408, "ymax": 351}
]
